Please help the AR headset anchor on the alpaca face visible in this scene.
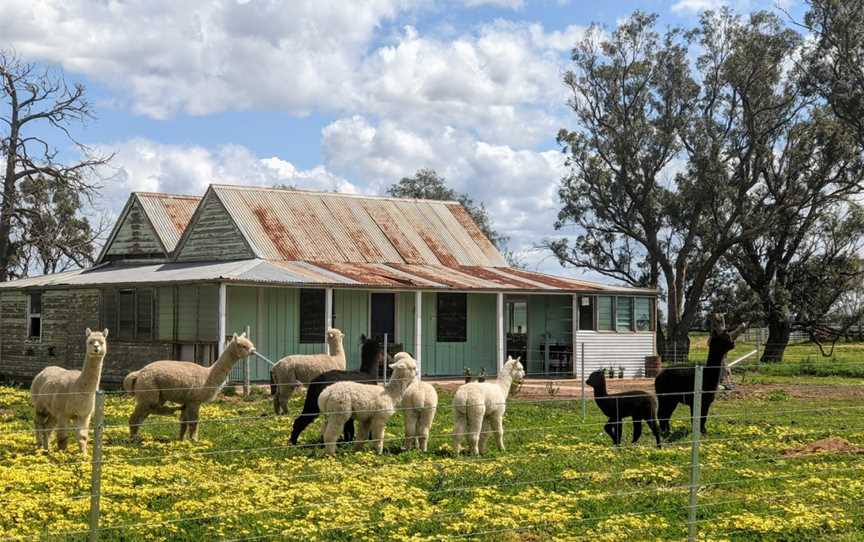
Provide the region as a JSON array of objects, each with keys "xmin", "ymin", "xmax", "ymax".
[
  {"xmin": 326, "ymin": 328, "xmax": 344, "ymax": 343},
  {"xmin": 84, "ymin": 328, "xmax": 109, "ymax": 357},
  {"xmin": 230, "ymin": 335, "xmax": 256, "ymax": 357},
  {"xmin": 505, "ymin": 357, "xmax": 525, "ymax": 381},
  {"xmin": 389, "ymin": 355, "xmax": 418, "ymax": 379},
  {"xmin": 585, "ymin": 369, "xmax": 605, "ymax": 389}
]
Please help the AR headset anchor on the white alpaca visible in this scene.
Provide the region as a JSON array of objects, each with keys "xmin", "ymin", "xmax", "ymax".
[
  {"xmin": 318, "ymin": 354, "xmax": 417, "ymax": 455},
  {"xmin": 452, "ymin": 357, "xmax": 525, "ymax": 456},
  {"xmin": 392, "ymin": 353, "xmax": 438, "ymax": 452},
  {"xmin": 271, "ymin": 328, "xmax": 346, "ymax": 414},
  {"xmin": 30, "ymin": 328, "xmax": 109, "ymax": 453}
]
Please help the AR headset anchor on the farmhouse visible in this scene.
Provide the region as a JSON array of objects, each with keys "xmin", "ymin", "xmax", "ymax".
[{"xmin": 0, "ymin": 185, "xmax": 658, "ymax": 385}]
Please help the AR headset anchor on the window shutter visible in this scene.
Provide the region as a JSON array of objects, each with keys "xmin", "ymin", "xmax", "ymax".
[
  {"xmin": 299, "ymin": 289, "xmax": 326, "ymax": 344},
  {"xmin": 436, "ymin": 293, "xmax": 467, "ymax": 343}
]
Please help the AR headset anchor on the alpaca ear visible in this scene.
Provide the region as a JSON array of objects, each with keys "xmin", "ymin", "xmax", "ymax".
[
  {"xmin": 102, "ymin": 328, "xmax": 109, "ymax": 338},
  {"xmin": 241, "ymin": 331, "xmax": 247, "ymax": 338},
  {"xmin": 85, "ymin": 328, "xmax": 92, "ymax": 337},
  {"xmin": 232, "ymin": 333, "xmax": 238, "ymax": 341}
]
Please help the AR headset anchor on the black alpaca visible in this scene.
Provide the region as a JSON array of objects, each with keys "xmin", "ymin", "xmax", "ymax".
[
  {"xmin": 585, "ymin": 370, "xmax": 661, "ymax": 448},
  {"xmin": 289, "ymin": 335, "xmax": 383, "ymax": 445},
  {"xmin": 654, "ymin": 316, "xmax": 744, "ymax": 435}
]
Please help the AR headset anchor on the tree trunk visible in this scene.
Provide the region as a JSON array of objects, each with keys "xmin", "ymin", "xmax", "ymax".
[
  {"xmin": 761, "ymin": 311, "xmax": 791, "ymax": 363},
  {"xmin": 659, "ymin": 328, "xmax": 691, "ymax": 365},
  {"xmin": 0, "ymin": 121, "xmax": 19, "ymax": 282}
]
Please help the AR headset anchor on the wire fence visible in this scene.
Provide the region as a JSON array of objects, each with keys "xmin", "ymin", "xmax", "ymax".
[{"xmin": 3, "ymin": 345, "xmax": 864, "ymax": 540}]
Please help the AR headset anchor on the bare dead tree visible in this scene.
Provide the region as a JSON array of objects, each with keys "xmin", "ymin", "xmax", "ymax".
[{"xmin": 0, "ymin": 51, "xmax": 112, "ymax": 281}]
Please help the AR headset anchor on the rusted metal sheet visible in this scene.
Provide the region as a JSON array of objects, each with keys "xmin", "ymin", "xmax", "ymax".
[
  {"xmin": 445, "ymin": 203, "xmax": 506, "ymax": 266},
  {"xmin": 426, "ymin": 202, "xmax": 487, "ymax": 265},
  {"xmin": 497, "ymin": 267, "xmax": 605, "ymax": 290},
  {"xmin": 136, "ymin": 193, "xmax": 201, "ymax": 252},
  {"xmin": 336, "ymin": 196, "xmax": 404, "ymax": 263},
  {"xmin": 394, "ymin": 201, "xmax": 459, "ymax": 267},
  {"xmin": 457, "ymin": 266, "xmax": 552, "ymax": 290}
]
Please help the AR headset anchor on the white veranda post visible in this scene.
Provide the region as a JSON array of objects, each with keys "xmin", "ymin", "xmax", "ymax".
[
  {"xmin": 415, "ymin": 290, "xmax": 423, "ymax": 380},
  {"xmin": 496, "ymin": 292, "xmax": 504, "ymax": 375},
  {"xmin": 217, "ymin": 282, "xmax": 227, "ymax": 355},
  {"xmin": 324, "ymin": 288, "xmax": 333, "ymax": 354},
  {"xmin": 572, "ymin": 294, "xmax": 578, "ymax": 376}
]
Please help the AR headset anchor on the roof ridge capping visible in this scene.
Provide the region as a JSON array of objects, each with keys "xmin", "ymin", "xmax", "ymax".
[
  {"xmin": 209, "ymin": 183, "xmax": 462, "ymax": 205},
  {"xmin": 133, "ymin": 191, "xmax": 202, "ymax": 200}
]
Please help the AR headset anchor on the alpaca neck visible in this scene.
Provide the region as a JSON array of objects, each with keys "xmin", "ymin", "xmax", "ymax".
[
  {"xmin": 590, "ymin": 378, "xmax": 608, "ymax": 398},
  {"xmin": 205, "ymin": 346, "xmax": 242, "ymax": 389},
  {"xmin": 703, "ymin": 341, "xmax": 729, "ymax": 389},
  {"xmin": 496, "ymin": 372, "xmax": 514, "ymax": 396},
  {"xmin": 360, "ymin": 353, "xmax": 380, "ymax": 375},
  {"xmin": 75, "ymin": 352, "xmax": 105, "ymax": 392},
  {"xmin": 383, "ymin": 370, "xmax": 412, "ymax": 403},
  {"xmin": 329, "ymin": 338, "xmax": 344, "ymax": 359}
]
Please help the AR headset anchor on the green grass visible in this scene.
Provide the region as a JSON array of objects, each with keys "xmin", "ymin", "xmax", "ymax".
[{"xmin": 2, "ymin": 378, "xmax": 864, "ymax": 541}]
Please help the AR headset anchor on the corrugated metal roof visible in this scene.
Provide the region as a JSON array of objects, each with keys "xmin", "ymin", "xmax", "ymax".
[
  {"xmin": 206, "ymin": 185, "xmax": 509, "ymax": 266},
  {"xmin": 0, "ymin": 259, "xmax": 656, "ymax": 295},
  {"xmin": 135, "ymin": 193, "xmax": 201, "ymax": 253}
]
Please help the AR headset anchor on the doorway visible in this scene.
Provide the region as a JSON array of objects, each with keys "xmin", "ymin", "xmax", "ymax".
[{"xmin": 370, "ymin": 293, "xmax": 396, "ymax": 344}]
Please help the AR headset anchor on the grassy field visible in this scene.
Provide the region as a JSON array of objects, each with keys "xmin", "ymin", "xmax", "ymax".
[{"xmin": 2, "ymin": 372, "xmax": 864, "ymax": 541}]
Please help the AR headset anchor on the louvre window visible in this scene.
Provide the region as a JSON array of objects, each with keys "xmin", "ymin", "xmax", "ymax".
[
  {"xmin": 106, "ymin": 288, "xmax": 155, "ymax": 341},
  {"xmin": 437, "ymin": 293, "xmax": 467, "ymax": 342},
  {"xmin": 299, "ymin": 289, "xmax": 326, "ymax": 344},
  {"xmin": 635, "ymin": 297, "xmax": 654, "ymax": 332},
  {"xmin": 597, "ymin": 296, "xmax": 613, "ymax": 331},
  {"xmin": 616, "ymin": 297, "xmax": 634, "ymax": 331},
  {"xmin": 28, "ymin": 292, "xmax": 42, "ymax": 339}
]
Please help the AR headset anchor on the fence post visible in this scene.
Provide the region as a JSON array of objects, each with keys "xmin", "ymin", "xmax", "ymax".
[
  {"xmin": 688, "ymin": 366, "xmax": 703, "ymax": 542},
  {"xmin": 88, "ymin": 391, "xmax": 105, "ymax": 542},
  {"xmin": 580, "ymin": 342, "xmax": 586, "ymax": 420},
  {"xmin": 383, "ymin": 333, "xmax": 389, "ymax": 384},
  {"xmin": 244, "ymin": 325, "xmax": 251, "ymax": 397}
]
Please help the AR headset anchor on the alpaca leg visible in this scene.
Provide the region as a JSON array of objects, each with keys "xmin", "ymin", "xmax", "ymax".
[
  {"xmin": 404, "ymin": 411, "xmax": 417, "ymax": 450},
  {"xmin": 342, "ymin": 419, "xmax": 357, "ymax": 443},
  {"xmin": 322, "ymin": 416, "xmax": 347, "ymax": 455},
  {"xmin": 699, "ymin": 400, "xmax": 712, "ymax": 435},
  {"xmin": 129, "ymin": 402, "xmax": 152, "ymax": 440},
  {"xmin": 493, "ymin": 413, "xmax": 505, "ymax": 452},
  {"xmin": 187, "ymin": 404, "xmax": 202, "ymax": 441},
  {"xmin": 55, "ymin": 418, "xmax": 70, "ymax": 451},
  {"xmin": 452, "ymin": 414, "xmax": 466, "ymax": 455},
  {"xmin": 370, "ymin": 419, "xmax": 387, "ymax": 454},
  {"xmin": 179, "ymin": 405, "xmax": 191, "ymax": 440},
  {"xmin": 354, "ymin": 420, "xmax": 370, "ymax": 451},
  {"xmin": 603, "ymin": 421, "xmax": 617, "ymax": 445},
  {"xmin": 656, "ymin": 397, "xmax": 677, "ymax": 434},
  {"xmin": 34, "ymin": 410, "xmax": 50, "ymax": 450},
  {"xmin": 75, "ymin": 415, "xmax": 91, "ymax": 454},
  {"xmin": 466, "ymin": 411, "xmax": 484, "ymax": 456},
  {"xmin": 418, "ymin": 408, "xmax": 435, "ymax": 452},
  {"xmin": 647, "ymin": 418, "xmax": 662, "ymax": 448},
  {"xmin": 632, "ymin": 419, "xmax": 643, "ymax": 444},
  {"xmin": 478, "ymin": 418, "xmax": 491, "ymax": 455}
]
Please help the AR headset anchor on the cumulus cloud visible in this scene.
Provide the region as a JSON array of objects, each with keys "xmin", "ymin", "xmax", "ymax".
[
  {"xmin": 462, "ymin": 0, "xmax": 524, "ymax": 9},
  {"xmin": 670, "ymin": 0, "xmax": 726, "ymax": 13},
  {"xmin": 94, "ymin": 138, "xmax": 356, "ymax": 219}
]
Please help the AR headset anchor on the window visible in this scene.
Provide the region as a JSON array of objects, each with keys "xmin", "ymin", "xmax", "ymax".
[
  {"xmin": 635, "ymin": 298, "xmax": 654, "ymax": 331},
  {"xmin": 597, "ymin": 296, "xmax": 613, "ymax": 331},
  {"xmin": 28, "ymin": 292, "xmax": 42, "ymax": 339},
  {"xmin": 616, "ymin": 297, "xmax": 634, "ymax": 331},
  {"xmin": 105, "ymin": 288, "xmax": 155, "ymax": 341},
  {"xmin": 437, "ymin": 293, "xmax": 467, "ymax": 342},
  {"xmin": 578, "ymin": 296, "xmax": 594, "ymax": 330},
  {"xmin": 299, "ymin": 289, "xmax": 326, "ymax": 343}
]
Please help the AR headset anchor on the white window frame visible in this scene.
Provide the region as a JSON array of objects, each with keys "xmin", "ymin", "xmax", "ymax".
[{"xmin": 27, "ymin": 291, "xmax": 43, "ymax": 341}]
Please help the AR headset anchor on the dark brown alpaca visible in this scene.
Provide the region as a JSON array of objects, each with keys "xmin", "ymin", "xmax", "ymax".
[
  {"xmin": 654, "ymin": 314, "xmax": 746, "ymax": 435},
  {"xmin": 585, "ymin": 370, "xmax": 661, "ymax": 448}
]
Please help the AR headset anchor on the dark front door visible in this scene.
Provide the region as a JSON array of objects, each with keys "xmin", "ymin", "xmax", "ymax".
[{"xmin": 370, "ymin": 293, "xmax": 396, "ymax": 344}]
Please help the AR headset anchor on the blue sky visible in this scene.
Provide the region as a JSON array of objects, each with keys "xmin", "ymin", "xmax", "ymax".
[{"xmin": 2, "ymin": 0, "xmax": 805, "ymax": 277}]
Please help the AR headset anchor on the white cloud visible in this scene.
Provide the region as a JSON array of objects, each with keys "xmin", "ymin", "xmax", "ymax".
[
  {"xmin": 94, "ymin": 138, "xmax": 356, "ymax": 219},
  {"xmin": 670, "ymin": 0, "xmax": 726, "ymax": 13},
  {"xmin": 462, "ymin": 0, "xmax": 524, "ymax": 8}
]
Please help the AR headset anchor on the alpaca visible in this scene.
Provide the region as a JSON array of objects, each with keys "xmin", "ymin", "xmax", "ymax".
[
  {"xmin": 289, "ymin": 335, "xmax": 383, "ymax": 445},
  {"xmin": 123, "ymin": 333, "xmax": 255, "ymax": 441},
  {"xmin": 452, "ymin": 357, "xmax": 525, "ymax": 456},
  {"xmin": 318, "ymin": 354, "xmax": 417, "ymax": 454},
  {"xmin": 271, "ymin": 328, "xmax": 346, "ymax": 415},
  {"xmin": 585, "ymin": 370, "xmax": 660, "ymax": 448},
  {"xmin": 395, "ymin": 353, "xmax": 438, "ymax": 452},
  {"xmin": 654, "ymin": 314, "xmax": 746, "ymax": 435},
  {"xmin": 30, "ymin": 328, "xmax": 109, "ymax": 453}
]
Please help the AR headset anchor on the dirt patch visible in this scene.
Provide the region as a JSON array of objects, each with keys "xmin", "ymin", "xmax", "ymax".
[
  {"xmin": 784, "ymin": 437, "xmax": 864, "ymax": 457},
  {"xmin": 729, "ymin": 382, "xmax": 864, "ymax": 401},
  {"xmin": 432, "ymin": 378, "xmax": 655, "ymax": 401}
]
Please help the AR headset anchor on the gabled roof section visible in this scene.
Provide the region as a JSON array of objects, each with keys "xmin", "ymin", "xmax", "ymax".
[
  {"xmin": 173, "ymin": 184, "xmax": 508, "ymax": 266},
  {"xmin": 97, "ymin": 192, "xmax": 200, "ymax": 263}
]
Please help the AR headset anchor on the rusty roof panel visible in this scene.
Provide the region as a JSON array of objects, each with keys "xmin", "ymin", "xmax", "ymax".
[
  {"xmin": 498, "ymin": 267, "xmax": 605, "ymax": 290},
  {"xmin": 425, "ymin": 202, "xmax": 486, "ymax": 265},
  {"xmin": 135, "ymin": 193, "xmax": 201, "ymax": 253},
  {"xmin": 359, "ymin": 198, "xmax": 428, "ymax": 264},
  {"xmin": 394, "ymin": 201, "xmax": 460, "ymax": 267},
  {"xmin": 457, "ymin": 266, "xmax": 552, "ymax": 290},
  {"xmin": 445, "ymin": 203, "xmax": 506, "ymax": 266},
  {"xmin": 321, "ymin": 196, "xmax": 395, "ymax": 263}
]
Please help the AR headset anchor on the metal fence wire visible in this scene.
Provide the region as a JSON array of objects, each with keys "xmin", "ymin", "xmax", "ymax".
[{"xmin": 3, "ymin": 342, "xmax": 864, "ymax": 541}]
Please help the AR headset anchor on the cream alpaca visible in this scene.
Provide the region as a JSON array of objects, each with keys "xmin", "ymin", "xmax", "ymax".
[
  {"xmin": 318, "ymin": 354, "xmax": 417, "ymax": 455},
  {"xmin": 124, "ymin": 333, "xmax": 255, "ymax": 441},
  {"xmin": 271, "ymin": 328, "xmax": 346, "ymax": 414},
  {"xmin": 30, "ymin": 328, "xmax": 109, "ymax": 453},
  {"xmin": 452, "ymin": 357, "xmax": 525, "ymax": 456},
  {"xmin": 393, "ymin": 353, "xmax": 438, "ymax": 452}
]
